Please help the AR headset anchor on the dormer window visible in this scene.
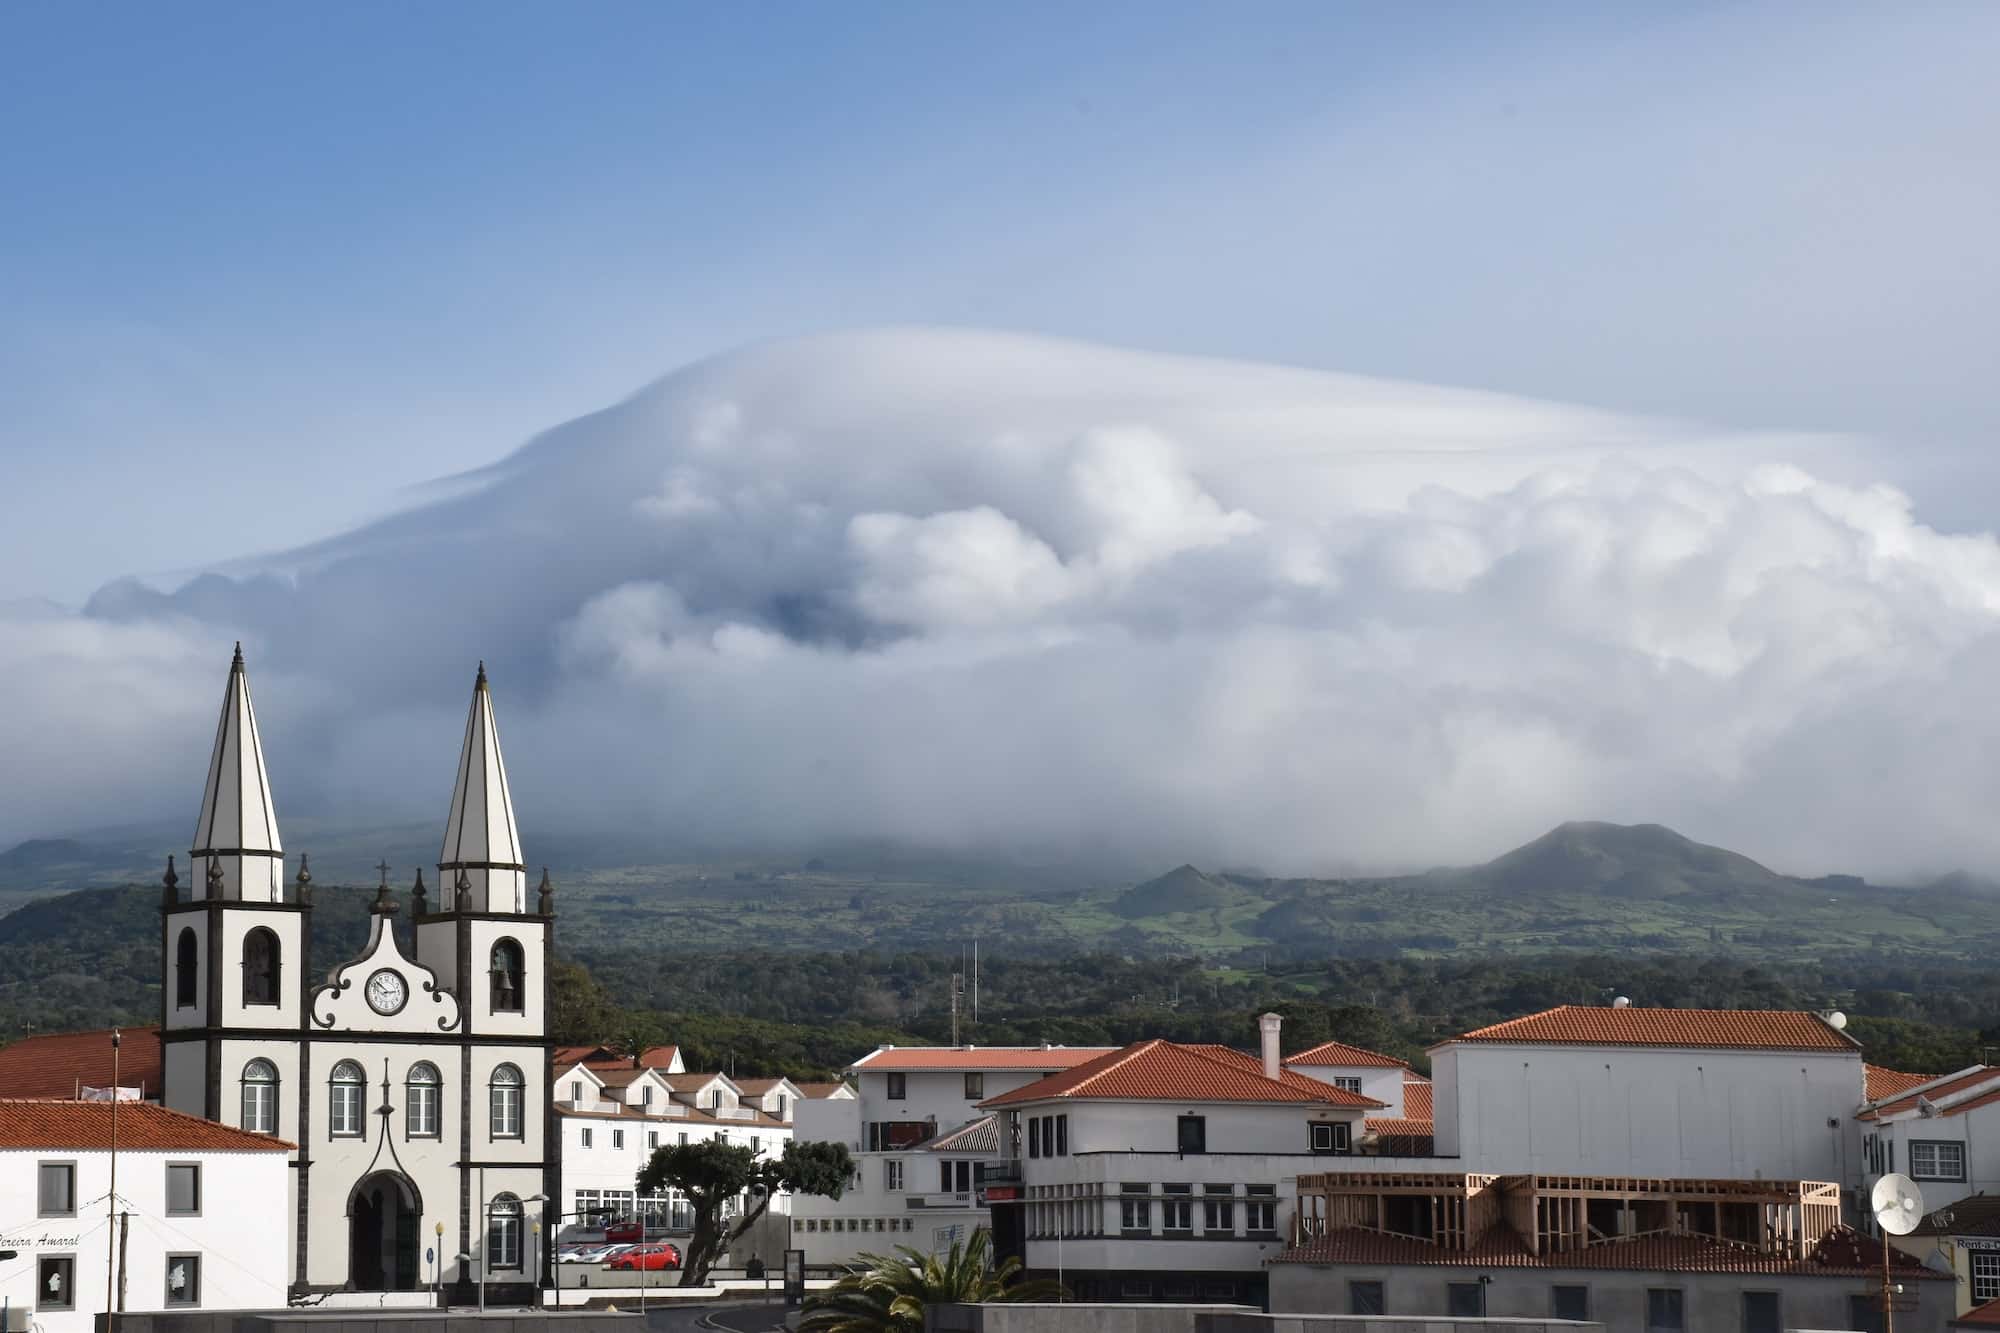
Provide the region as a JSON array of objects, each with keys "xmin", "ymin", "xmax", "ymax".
[
  {"xmin": 710, "ymin": 1089, "xmax": 722, "ymax": 1110},
  {"xmin": 641, "ymin": 1086, "xmax": 653, "ymax": 1108},
  {"xmin": 489, "ymin": 939, "xmax": 524, "ymax": 1013},
  {"xmin": 570, "ymin": 1081, "xmax": 582, "ymax": 1102}
]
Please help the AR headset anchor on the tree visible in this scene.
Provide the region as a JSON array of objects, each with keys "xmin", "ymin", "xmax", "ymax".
[
  {"xmin": 548, "ymin": 956, "xmax": 621, "ymax": 1045},
  {"xmin": 637, "ymin": 1137, "xmax": 853, "ymax": 1286},
  {"xmin": 799, "ymin": 1228, "xmax": 1066, "ymax": 1332}
]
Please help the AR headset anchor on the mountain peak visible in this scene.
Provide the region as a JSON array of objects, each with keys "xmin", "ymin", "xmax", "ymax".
[{"xmin": 1477, "ymin": 821, "xmax": 1784, "ymax": 899}]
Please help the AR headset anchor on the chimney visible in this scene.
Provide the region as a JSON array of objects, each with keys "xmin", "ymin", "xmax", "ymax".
[{"xmin": 1259, "ymin": 1013, "xmax": 1283, "ymax": 1080}]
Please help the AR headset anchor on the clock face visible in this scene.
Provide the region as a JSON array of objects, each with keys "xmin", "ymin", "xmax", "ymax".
[{"xmin": 365, "ymin": 968, "xmax": 408, "ymax": 1015}]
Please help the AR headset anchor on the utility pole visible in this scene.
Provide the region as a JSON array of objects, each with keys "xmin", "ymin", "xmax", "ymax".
[{"xmin": 105, "ymin": 1029, "xmax": 121, "ymax": 1333}]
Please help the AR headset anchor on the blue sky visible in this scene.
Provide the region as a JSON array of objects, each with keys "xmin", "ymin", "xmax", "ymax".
[{"xmin": 4, "ymin": 1, "xmax": 1997, "ymax": 604}]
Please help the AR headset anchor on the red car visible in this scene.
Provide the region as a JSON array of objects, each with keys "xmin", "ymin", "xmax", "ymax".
[
  {"xmin": 601, "ymin": 1219, "xmax": 644, "ymax": 1244},
  {"xmin": 608, "ymin": 1243, "xmax": 682, "ymax": 1271}
]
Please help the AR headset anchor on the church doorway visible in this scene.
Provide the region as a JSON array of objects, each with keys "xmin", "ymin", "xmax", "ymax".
[{"xmin": 348, "ymin": 1172, "xmax": 422, "ymax": 1291}]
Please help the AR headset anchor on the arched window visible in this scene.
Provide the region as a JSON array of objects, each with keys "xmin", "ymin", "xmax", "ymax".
[
  {"xmin": 242, "ymin": 927, "xmax": 280, "ymax": 1007},
  {"xmin": 489, "ymin": 939, "xmax": 525, "ymax": 1013},
  {"xmin": 241, "ymin": 1059, "xmax": 278, "ymax": 1134},
  {"xmin": 175, "ymin": 928, "xmax": 198, "ymax": 1009},
  {"xmin": 489, "ymin": 1063, "xmax": 524, "ymax": 1139},
  {"xmin": 329, "ymin": 1060, "xmax": 365, "ymax": 1138},
  {"xmin": 406, "ymin": 1061, "xmax": 440, "ymax": 1139},
  {"xmin": 486, "ymin": 1193, "xmax": 522, "ymax": 1270}
]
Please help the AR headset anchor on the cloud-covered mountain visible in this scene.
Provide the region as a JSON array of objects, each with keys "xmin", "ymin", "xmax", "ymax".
[{"xmin": 9, "ymin": 328, "xmax": 2000, "ymax": 878}]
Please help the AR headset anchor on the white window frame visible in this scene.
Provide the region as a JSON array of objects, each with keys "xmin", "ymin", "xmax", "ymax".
[
  {"xmin": 406, "ymin": 1062, "xmax": 441, "ymax": 1139},
  {"xmin": 885, "ymin": 1159, "xmax": 904, "ymax": 1191},
  {"xmin": 241, "ymin": 1059, "xmax": 278, "ymax": 1134},
  {"xmin": 1908, "ymin": 1139, "xmax": 1966, "ymax": 1181},
  {"xmin": 329, "ymin": 1061, "xmax": 365, "ymax": 1138},
  {"xmin": 490, "ymin": 1064, "xmax": 525, "ymax": 1139},
  {"xmin": 1331, "ymin": 1076, "xmax": 1363, "ymax": 1094},
  {"xmin": 1972, "ymin": 1251, "xmax": 2000, "ymax": 1304}
]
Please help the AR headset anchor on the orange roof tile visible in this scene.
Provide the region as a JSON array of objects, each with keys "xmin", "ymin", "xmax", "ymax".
[
  {"xmin": 1442, "ymin": 1005, "xmax": 1856, "ymax": 1052},
  {"xmin": 1285, "ymin": 1039, "xmax": 1406, "ymax": 1069},
  {"xmin": 1866, "ymin": 1064, "xmax": 1932, "ymax": 1101},
  {"xmin": 851, "ymin": 1046, "xmax": 1118, "ymax": 1073},
  {"xmin": 796, "ymin": 1081, "xmax": 854, "ymax": 1099},
  {"xmin": 1402, "ymin": 1078, "xmax": 1433, "ymax": 1122},
  {"xmin": 662, "ymin": 1072, "xmax": 732, "ymax": 1093},
  {"xmin": 0, "ymin": 1099, "xmax": 294, "ymax": 1151},
  {"xmin": 1858, "ymin": 1066, "xmax": 1999, "ymax": 1121},
  {"xmin": 1271, "ymin": 1224, "xmax": 1946, "ymax": 1279},
  {"xmin": 0, "ymin": 1027, "xmax": 163, "ymax": 1100},
  {"xmin": 980, "ymin": 1040, "xmax": 1384, "ymax": 1109}
]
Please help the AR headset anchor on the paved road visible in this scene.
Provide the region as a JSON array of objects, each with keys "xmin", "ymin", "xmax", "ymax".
[{"xmin": 638, "ymin": 1301, "xmax": 789, "ymax": 1333}]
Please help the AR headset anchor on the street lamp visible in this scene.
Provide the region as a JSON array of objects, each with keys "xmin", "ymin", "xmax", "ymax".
[
  {"xmin": 432, "ymin": 1222, "xmax": 444, "ymax": 1299},
  {"xmin": 525, "ymin": 1193, "xmax": 550, "ymax": 1307}
]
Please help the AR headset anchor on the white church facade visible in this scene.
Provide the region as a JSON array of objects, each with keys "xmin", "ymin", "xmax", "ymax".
[{"xmin": 158, "ymin": 647, "xmax": 556, "ymax": 1301}]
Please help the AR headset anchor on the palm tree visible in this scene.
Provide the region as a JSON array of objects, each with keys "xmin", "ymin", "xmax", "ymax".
[{"xmin": 800, "ymin": 1228, "xmax": 1067, "ymax": 1332}]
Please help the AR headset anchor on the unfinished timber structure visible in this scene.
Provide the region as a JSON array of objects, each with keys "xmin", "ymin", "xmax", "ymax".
[{"xmin": 1292, "ymin": 1171, "xmax": 1845, "ymax": 1260}]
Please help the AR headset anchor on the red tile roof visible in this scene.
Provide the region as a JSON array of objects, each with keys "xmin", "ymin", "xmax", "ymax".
[
  {"xmin": 553, "ymin": 1044, "xmax": 620, "ymax": 1066},
  {"xmin": 1402, "ymin": 1076, "xmax": 1433, "ymax": 1122},
  {"xmin": 1271, "ymin": 1225, "xmax": 1947, "ymax": 1279},
  {"xmin": 850, "ymin": 1046, "xmax": 1117, "ymax": 1073},
  {"xmin": 1442, "ymin": 1005, "xmax": 1857, "ymax": 1052},
  {"xmin": 796, "ymin": 1081, "xmax": 854, "ymax": 1099},
  {"xmin": 1285, "ymin": 1039, "xmax": 1406, "ymax": 1069},
  {"xmin": 1858, "ymin": 1066, "xmax": 1999, "ymax": 1121},
  {"xmin": 662, "ymin": 1072, "xmax": 733, "ymax": 1093},
  {"xmin": 0, "ymin": 1027, "xmax": 163, "ymax": 1100},
  {"xmin": 0, "ymin": 1099, "xmax": 294, "ymax": 1151},
  {"xmin": 1956, "ymin": 1297, "xmax": 2000, "ymax": 1326},
  {"xmin": 1909, "ymin": 1194, "xmax": 2000, "ymax": 1239},
  {"xmin": 980, "ymin": 1040, "xmax": 1384, "ymax": 1109},
  {"xmin": 1867, "ymin": 1063, "xmax": 1932, "ymax": 1101}
]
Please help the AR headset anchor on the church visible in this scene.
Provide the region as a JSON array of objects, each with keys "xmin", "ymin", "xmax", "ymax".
[{"xmin": 159, "ymin": 647, "xmax": 556, "ymax": 1301}]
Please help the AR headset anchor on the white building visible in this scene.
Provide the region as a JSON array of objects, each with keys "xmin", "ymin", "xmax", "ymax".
[
  {"xmin": 1429, "ymin": 1005, "xmax": 1869, "ymax": 1185},
  {"xmin": 0, "ymin": 1099, "xmax": 293, "ymax": 1333},
  {"xmin": 1283, "ymin": 1040, "xmax": 1435, "ymax": 1155},
  {"xmin": 791, "ymin": 1045, "xmax": 1112, "ymax": 1267},
  {"xmin": 552, "ymin": 1056, "xmax": 798, "ymax": 1239},
  {"xmin": 1859, "ymin": 1064, "xmax": 2000, "ymax": 1208},
  {"xmin": 158, "ymin": 649, "xmax": 554, "ymax": 1301},
  {"xmin": 980, "ymin": 1015, "xmax": 1383, "ymax": 1307}
]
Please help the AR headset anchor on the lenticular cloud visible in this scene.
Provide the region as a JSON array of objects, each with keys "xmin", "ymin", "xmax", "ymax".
[{"xmin": 20, "ymin": 328, "xmax": 2000, "ymax": 878}]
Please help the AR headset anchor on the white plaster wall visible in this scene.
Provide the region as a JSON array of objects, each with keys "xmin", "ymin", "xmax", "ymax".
[
  {"xmin": 0, "ymin": 1147, "xmax": 289, "ymax": 1333},
  {"xmin": 162, "ymin": 916, "xmax": 206, "ymax": 1031},
  {"xmin": 1872, "ymin": 1103, "xmax": 2000, "ymax": 1208},
  {"xmin": 161, "ymin": 1044, "xmax": 207, "ymax": 1120},
  {"xmin": 215, "ymin": 912, "xmax": 305, "ymax": 1030},
  {"xmin": 1288, "ymin": 1064, "xmax": 1403, "ymax": 1117},
  {"xmin": 463, "ymin": 918, "xmax": 545, "ymax": 1038},
  {"xmin": 795, "ymin": 1096, "xmax": 862, "ymax": 1151},
  {"xmin": 1055, "ymin": 1102, "xmax": 1365, "ymax": 1157},
  {"xmin": 854, "ymin": 1068, "xmax": 1070, "ymax": 1130},
  {"xmin": 1436, "ymin": 1043, "xmax": 1863, "ymax": 1180}
]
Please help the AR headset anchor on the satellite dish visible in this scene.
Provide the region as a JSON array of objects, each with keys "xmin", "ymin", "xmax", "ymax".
[
  {"xmin": 1826, "ymin": 1011, "xmax": 1848, "ymax": 1030},
  {"xmin": 1612, "ymin": 996, "xmax": 1632, "ymax": 1009},
  {"xmin": 1872, "ymin": 1173, "xmax": 1926, "ymax": 1236}
]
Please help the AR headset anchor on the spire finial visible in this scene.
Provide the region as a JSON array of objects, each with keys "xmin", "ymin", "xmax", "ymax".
[
  {"xmin": 536, "ymin": 866, "xmax": 555, "ymax": 916},
  {"xmin": 231, "ymin": 641, "xmax": 244, "ymax": 670},
  {"xmin": 475, "ymin": 660, "xmax": 488, "ymax": 690},
  {"xmin": 205, "ymin": 857, "xmax": 224, "ymax": 894},
  {"xmin": 161, "ymin": 855, "xmax": 179, "ymax": 907},
  {"xmin": 410, "ymin": 867, "xmax": 428, "ymax": 916},
  {"xmin": 370, "ymin": 859, "xmax": 399, "ymax": 916},
  {"xmin": 294, "ymin": 852, "xmax": 313, "ymax": 905}
]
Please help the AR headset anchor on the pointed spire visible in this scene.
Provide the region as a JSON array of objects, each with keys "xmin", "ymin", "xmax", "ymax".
[
  {"xmin": 161, "ymin": 855, "xmax": 179, "ymax": 908},
  {"xmin": 191, "ymin": 644, "xmax": 283, "ymax": 901},
  {"xmin": 294, "ymin": 852, "xmax": 312, "ymax": 906},
  {"xmin": 410, "ymin": 867, "xmax": 428, "ymax": 917},
  {"xmin": 536, "ymin": 867, "xmax": 554, "ymax": 917},
  {"xmin": 438, "ymin": 662, "xmax": 525, "ymax": 913}
]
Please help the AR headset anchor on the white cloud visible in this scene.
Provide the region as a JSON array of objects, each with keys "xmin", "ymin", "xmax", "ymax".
[{"xmin": 34, "ymin": 329, "xmax": 2000, "ymax": 880}]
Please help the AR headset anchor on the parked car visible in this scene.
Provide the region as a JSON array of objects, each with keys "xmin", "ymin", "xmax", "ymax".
[
  {"xmin": 608, "ymin": 1243, "xmax": 682, "ymax": 1271},
  {"xmin": 602, "ymin": 1218, "xmax": 644, "ymax": 1244},
  {"xmin": 565, "ymin": 1243, "xmax": 633, "ymax": 1265}
]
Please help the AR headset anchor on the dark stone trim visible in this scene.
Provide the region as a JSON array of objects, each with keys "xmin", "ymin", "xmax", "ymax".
[
  {"xmin": 204, "ymin": 905, "xmax": 223, "ymax": 1119},
  {"xmin": 411, "ymin": 908, "xmax": 544, "ymax": 925},
  {"xmin": 458, "ymin": 1039, "xmax": 472, "ymax": 1286},
  {"xmin": 436, "ymin": 860, "xmax": 527, "ymax": 872},
  {"xmin": 159, "ymin": 1028, "xmax": 540, "ymax": 1047},
  {"xmin": 160, "ymin": 900, "xmax": 309, "ymax": 917},
  {"xmin": 189, "ymin": 847, "xmax": 286, "ymax": 859}
]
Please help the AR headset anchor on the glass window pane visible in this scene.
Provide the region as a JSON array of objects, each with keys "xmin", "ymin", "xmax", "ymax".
[
  {"xmin": 39, "ymin": 1163, "xmax": 75, "ymax": 1216},
  {"xmin": 167, "ymin": 1164, "xmax": 201, "ymax": 1215}
]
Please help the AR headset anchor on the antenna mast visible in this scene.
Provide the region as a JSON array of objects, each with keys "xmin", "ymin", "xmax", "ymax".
[{"xmin": 949, "ymin": 972, "xmax": 965, "ymax": 1047}]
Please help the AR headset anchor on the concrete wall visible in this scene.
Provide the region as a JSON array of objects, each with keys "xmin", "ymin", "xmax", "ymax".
[
  {"xmin": 99, "ymin": 1310, "xmax": 641, "ymax": 1333},
  {"xmin": 1286, "ymin": 1066, "xmax": 1405, "ymax": 1119},
  {"xmin": 1268, "ymin": 1261, "xmax": 1949, "ymax": 1333},
  {"xmin": 1432, "ymin": 1043, "xmax": 1865, "ymax": 1182},
  {"xmin": 1868, "ymin": 1101, "xmax": 2000, "ymax": 1212}
]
